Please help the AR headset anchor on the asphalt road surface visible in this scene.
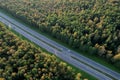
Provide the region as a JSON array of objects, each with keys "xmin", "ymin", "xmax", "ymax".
[{"xmin": 0, "ymin": 12, "xmax": 120, "ymax": 80}]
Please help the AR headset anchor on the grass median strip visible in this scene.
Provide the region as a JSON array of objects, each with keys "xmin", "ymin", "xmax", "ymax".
[{"xmin": 71, "ymin": 56, "xmax": 116, "ymax": 80}]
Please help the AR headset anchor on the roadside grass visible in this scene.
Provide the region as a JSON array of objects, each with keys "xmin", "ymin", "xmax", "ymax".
[{"xmin": 0, "ymin": 8, "xmax": 120, "ymax": 74}]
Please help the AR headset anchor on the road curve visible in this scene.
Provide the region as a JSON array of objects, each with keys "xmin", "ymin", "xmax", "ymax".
[{"xmin": 0, "ymin": 11, "xmax": 120, "ymax": 80}]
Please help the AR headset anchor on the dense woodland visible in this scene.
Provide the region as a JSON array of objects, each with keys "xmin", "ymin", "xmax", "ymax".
[
  {"xmin": 0, "ymin": 22, "xmax": 88, "ymax": 80},
  {"xmin": 0, "ymin": 0, "xmax": 120, "ymax": 68}
]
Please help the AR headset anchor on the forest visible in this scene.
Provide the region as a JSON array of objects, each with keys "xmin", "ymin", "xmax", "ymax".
[
  {"xmin": 0, "ymin": 0, "xmax": 120, "ymax": 68},
  {"xmin": 0, "ymin": 22, "xmax": 88, "ymax": 80}
]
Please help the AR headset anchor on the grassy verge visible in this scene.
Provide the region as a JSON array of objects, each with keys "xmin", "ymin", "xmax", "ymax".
[{"xmin": 0, "ymin": 8, "xmax": 120, "ymax": 74}]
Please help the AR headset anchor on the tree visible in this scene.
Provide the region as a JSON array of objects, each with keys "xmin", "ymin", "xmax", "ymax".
[{"xmin": 112, "ymin": 53, "xmax": 120, "ymax": 62}]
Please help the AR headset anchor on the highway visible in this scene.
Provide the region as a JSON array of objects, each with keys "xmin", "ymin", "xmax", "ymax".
[{"xmin": 0, "ymin": 12, "xmax": 120, "ymax": 80}]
